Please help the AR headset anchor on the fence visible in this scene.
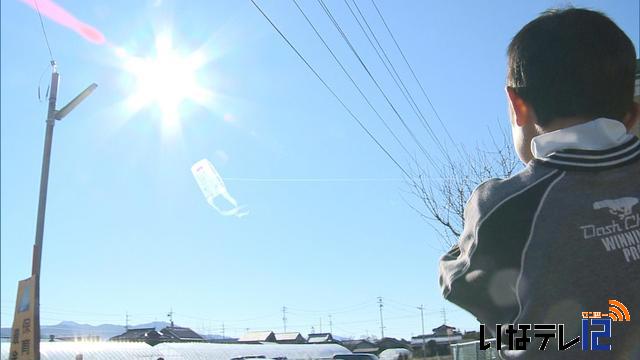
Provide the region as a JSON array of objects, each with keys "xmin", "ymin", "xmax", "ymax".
[{"xmin": 450, "ymin": 339, "xmax": 498, "ymax": 360}]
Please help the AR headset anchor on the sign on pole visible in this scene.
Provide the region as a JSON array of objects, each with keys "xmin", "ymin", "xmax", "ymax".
[{"xmin": 9, "ymin": 276, "xmax": 37, "ymax": 360}]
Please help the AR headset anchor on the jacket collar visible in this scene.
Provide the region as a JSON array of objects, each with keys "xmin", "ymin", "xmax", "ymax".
[{"xmin": 531, "ymin": 118, "xmax": 640, "ymax": 171}]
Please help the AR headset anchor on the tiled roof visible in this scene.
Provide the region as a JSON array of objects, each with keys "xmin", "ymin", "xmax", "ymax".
[
  {"xmin": 161, "ymin": 326, "xmax": 204, "ymax": 341},
  {"xmin": 109, "ymin": 328, "xmax": 160, "ymax": 341}
]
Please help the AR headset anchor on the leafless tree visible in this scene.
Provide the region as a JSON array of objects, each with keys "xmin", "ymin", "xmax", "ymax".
[{"xmin": 407, "ymin": 124, "xmax": 521, "ymax": 248}]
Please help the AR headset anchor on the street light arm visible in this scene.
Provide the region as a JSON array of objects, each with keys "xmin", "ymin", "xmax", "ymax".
[{"xmin": 55, "ymin": 83, "xmax": 98, "ymax": 120}]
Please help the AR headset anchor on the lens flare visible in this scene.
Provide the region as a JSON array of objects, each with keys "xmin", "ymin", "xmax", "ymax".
[
  {"xmin": 21, "ymin": 0, "xmax": 106, "ymax": 44},
  {"xmin": 117, "ymin": 32, "xmax": 213, "ymax": 135}
]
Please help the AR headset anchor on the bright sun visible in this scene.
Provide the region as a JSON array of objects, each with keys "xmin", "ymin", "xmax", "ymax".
[{"xmin": 117, "ymin": 33, "xmax": 213, "ymax": 133}]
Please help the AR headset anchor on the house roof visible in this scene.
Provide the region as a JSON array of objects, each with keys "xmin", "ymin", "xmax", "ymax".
[
  {"xmin": 161, "ymin": 326, "xmax": 204, "ymax": 341},
  {"xmin": 238, "ymin": 331, "xmax": 276, "ymax": 343},
  {"xmin": 410, "ymin": 335, "xmax": 463, "ymax": 346},
  {"xmin": 109, "ymin": 328, "xmax": 161, "ymax": 341},
  {"xmin": 433, "ymin": 324, "xmax": 456, "ymax": 331},
  {"xmin": 377, "ymin": 337, "xmax": 408, "ymax": 345},
  {"xmin": 307, "ymin": 333, "xmax": 334, "ymax": 343},
  {"xmin": 341, "ymin": 340, "xmax": 374, "ymax": 346},
  {"xmin": 377, "ymin": 337, "xmax": 410, "ymax": 350},
  {"xmin": 110, "ymin": 326, "xmax": 204, "ymax": 343},
  {"xmin": 274, "ymin": 332, "xmax": 303, "ymax": 341},
  {"xmin": 341, "ymin": 339, "xmax": 378, "ymax": 352}
]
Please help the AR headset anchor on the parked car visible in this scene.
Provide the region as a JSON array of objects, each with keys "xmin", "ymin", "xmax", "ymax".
[
  {"xmin": 378, "ymin": 348, "xmax": 412, "ymax": 360},
  {"xmin": 334, "ymin": 354, "xmax": 379, "ymax": 360}
]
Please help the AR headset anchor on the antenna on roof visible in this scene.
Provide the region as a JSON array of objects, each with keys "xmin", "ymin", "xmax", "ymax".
[{"xmin": 167, "ymin": 308, "xmax": 174, "ymax": 327}]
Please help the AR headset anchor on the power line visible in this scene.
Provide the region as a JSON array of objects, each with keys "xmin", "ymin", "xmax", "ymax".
[
  {"xmin": 345, "ymin": 0, "xmax": 452, "ymax": 164},
  {"xmin": 33, "ymin": 0, "xmax": 55, "ymax": 62},
  {"xmin": 223, "ymin": 177, "xmax": 405, "ymax": 182},
  {"xmin": 175, "ymin": 311, "xmax": 279, "ymax": 324},
  {"xmin": 317, "ymin": 0, "xmax": 440, "ymax": 172},
  {"xmin": 369, "ymin": 0, "xmax": 456, "ymax": 148},
  {"xmin": 250, "ymin": 0, "xmax": 411, "ymax": 178},
  {"xmin": 291, "ymin": 0, "xmax": 414, "ymax": 161},
  {"xmin": 287, "ymin": 300, "xmax": 375, "ymax": 314}
]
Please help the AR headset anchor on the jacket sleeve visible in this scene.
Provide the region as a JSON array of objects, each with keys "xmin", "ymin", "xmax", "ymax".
[{"xmin": 438, "ymin": 179, "xmax": 511, "ymax": 328}]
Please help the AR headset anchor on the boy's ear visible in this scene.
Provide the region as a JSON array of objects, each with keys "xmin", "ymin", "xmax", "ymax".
[
  {"xmin": 506, "ymin": 86, "xmax": 534, "ymax": 127},
  {"xmin": 622, "ymin": 102, "xmax": 640, "ymax": 132}
]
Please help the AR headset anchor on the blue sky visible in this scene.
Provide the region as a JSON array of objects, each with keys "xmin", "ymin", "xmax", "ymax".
[{"xmin": 1, "ymin": 0, "xmax": 638, "ymax": 339}]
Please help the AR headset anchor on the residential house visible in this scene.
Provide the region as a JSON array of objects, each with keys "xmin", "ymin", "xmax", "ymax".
[
  {"xmin": 238, "ymin": 331, "xmax": 277, "ymax": 343},
  {"xmin": 109, "ymin": 326, "xmax": 204, "ymax": 346},
  {"xmin": 341, "ymin": 339, "xmax": 379, "ymax": 354},
  {"xmin": 411, "ymin": 324, "xmax": 463, "ymax": 357},
  {"xmin": 275, "ymin": 332, "xmax": 306, "ymax": 344},
  {"xmin": 307, "ymin": 333, "xmax": 337, "ymax": 344}
]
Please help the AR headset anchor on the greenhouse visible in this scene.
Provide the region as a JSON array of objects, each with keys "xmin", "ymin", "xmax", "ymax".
[{"xmin": 0, "ymin": 341, "xmax": 352, "ymax": 360}]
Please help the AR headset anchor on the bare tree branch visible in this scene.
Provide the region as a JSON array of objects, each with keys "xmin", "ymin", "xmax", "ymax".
[{"xmin": 407, "ymin": 124, "xmax": 520, "ymax": 248}]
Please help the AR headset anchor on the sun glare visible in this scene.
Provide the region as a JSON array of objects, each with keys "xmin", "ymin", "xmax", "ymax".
[{"xmin": 117, "ymin": 33, "xmax": 213, "ymax": 134}]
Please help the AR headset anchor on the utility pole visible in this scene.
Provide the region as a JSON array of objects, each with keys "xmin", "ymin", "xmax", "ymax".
[
  {"xmin": 282, "ymin": 306, "xmax": 287, "ymax": 332},
  {"xmin": 329, "ymin": 315, "xmax": 333, "ymax": 334},
  {"xmin": 418, "ymin": 305, "xmax": 426, "ymax": 358},
  {"xmin": 441, "ymin": 307, "xmax": 451, "ymax": 347},
  {"xmin": 222, "ymin": 323, "xmax": 226, "ymax": 339},
  {"xmin": 320, "ymin": 318, "xmax": 323, "ymax": 333},
  {"xmin": 15, "ymin": 61, "xmax": 97, "ymax": 360},
  {"xmin": 125, "ymin": 312, "xmax": 130, "ymax": 330},
  {"xmin": 378, "ymin": 297, "xmax": 385, "ymax": 339}
]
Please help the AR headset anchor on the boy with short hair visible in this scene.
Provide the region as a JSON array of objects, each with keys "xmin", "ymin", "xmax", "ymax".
[{"xmin": 439, "ymin": 8, "xmax": 639, "ymax": 358}]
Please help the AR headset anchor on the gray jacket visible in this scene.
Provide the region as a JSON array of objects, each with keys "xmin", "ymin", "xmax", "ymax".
[{"xmin": 439, "ymin": 131, "xmax": 640, "ymax": 359}]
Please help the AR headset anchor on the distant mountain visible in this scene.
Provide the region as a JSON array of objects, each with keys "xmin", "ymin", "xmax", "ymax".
[
  {"xmin": 1, "ymin": 321, "xmax": 173, "ymax": 340},
  {"xmin": 125, "ymin": 321, "xmax": 171, "ymax": 330},
  {"xmin": 1, "ymin": 321, "xmax": 345, "ymax": 342}
]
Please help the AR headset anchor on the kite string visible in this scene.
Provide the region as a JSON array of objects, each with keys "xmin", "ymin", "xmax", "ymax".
[
  {"xmin": 222, "ymin": 177, "xmax": 451, "ymax": 182},
  {"xmin": 33, "ymin": 0, "xmax": 55, "ymax": 63}
]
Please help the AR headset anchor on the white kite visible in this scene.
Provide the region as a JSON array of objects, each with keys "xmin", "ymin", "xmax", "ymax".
[{"xmin": 191, "ymin": 159, "xmax": 248, "ymax": 217}]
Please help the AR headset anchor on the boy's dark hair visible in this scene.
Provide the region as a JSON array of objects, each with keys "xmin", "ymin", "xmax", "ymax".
[{"xmin": 507, "ymin": 8, "xmax": 636, "ymax": 126}]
